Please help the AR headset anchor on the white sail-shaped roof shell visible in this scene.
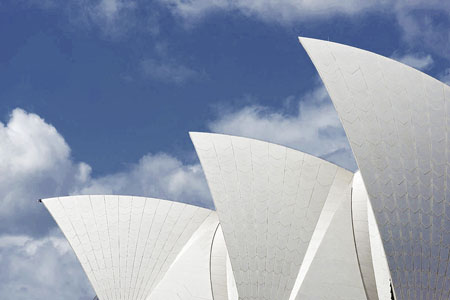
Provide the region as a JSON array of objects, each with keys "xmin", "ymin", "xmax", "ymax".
[
  {"xmin": 289, "ymin": 164, "xmax": 357, "ymax": 300},
  {"xmin": 300, "ymin": 36, "xmax": 450, "ymax": 299},
  {"xmin": 190, "ymin": 132, "xmax": 354, "ymax": 300},
  {"xmin": 290, "ymin": 171, "xmax": 389, "ymax": 300},
  {"xmin": 147, "ymin": 213, "xmax": 221, "ymax": 299},
  {"xmin": 211, "ymin": 223, "xmax": 233, "ymax": 300},
  {"xmin": 352, "ymin": 171, "xmax": 381, "ymax": 300},
  {"xmin": 367, "ymin": 189, "xmax": 392, "ymax": 300},
  {"xmin": 295, "ymin": 169, "xmax": 367, "ymax": 299},
  {"xmin": 42, "ymin": 195, "xmax": 214, "ymax": 300},
  {"xmin": 41, "ymin": 139, "xmax": 394, "ymax": 299},
  {"xmin": 147, "ymin": 220, "xmax": 236, "ymax": 300}
]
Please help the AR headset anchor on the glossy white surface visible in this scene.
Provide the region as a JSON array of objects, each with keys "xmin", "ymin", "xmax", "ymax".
[
  {"xmin": 289, "ymin": 168, "xmax": 354, "ymax": 299},
  {"xmin": 368, "ymin": 194, "xmax": 392, "ymax": 300},
  {"xmin": 42, "ymin": 195, "xmax": 212, "ymax": 300},
  {"xmin": 191, "ymin": 132, "xmax": 352, "ymax": 300},
  {"xmin": 147, "ymin": 213, "xmax": 219, "ymax": 300},
  {"xmin": 352, "ymin": 171, "xmax": 379, "ymax": 300},
  {"xmin": 227, "ymin": 252, "xmax": 239, "ymax": 300},
  {"xmin": 211, "ymin": 225, "xmax": 231, "ymax": 300},
  {"xmin": 295, "ymin": 169, "xmax": 367, "ymax": 300},
  {"xmin": 300, "ymin": 36, "xmax": 450, "ymax": 299}
]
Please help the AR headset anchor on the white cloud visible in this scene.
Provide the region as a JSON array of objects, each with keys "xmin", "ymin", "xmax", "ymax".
[
  {"xmin": 140, "ymin": 58, "xmax": 202, "ymax": 84},
  {"xmin": 76, "ymin": 153, "xmax": 211, "ymax": 208},
  {"xmin": 0, "ymin": 109, "xmax": 90, "ymax": 235},
  {"xmin": 0, "ymin": 83, "xmax": 358, "ymax": 298},
  {"xmin": 160, "ymin": 0, "xmax": 450, "ymax": 60},
  {"xmin": 391, "ymin": 53, "xmax": 434, "ymax": 70},
  {"xmin": 208, "ymin": 85, "xmax": 357, "ymax": 171},
  {"xmin": 24, "ymin": 0, "xmax": 140, "ymax": 37},
  {"xmin": 97, "ymin": 0, "xmax": 124, "ymax": 20},
  {"xmin": 395, "ymin": 2, "xmax": 450, "ymax": 60},
  {"xmin": 138, "ymin": 41, "xmax": 206, "ymax": 84},
  {"xmin": 0, "ymin": 230, "xmax": 94, "ymax": 300},
  {"xmin": 160, "ymin": 0, "xmax": 449, "ymax": 29},
  {"xmin": 79, "ymin": 0, "xmax": 139, "ymax": 37},
  {"xmin": 88, "ymin": 0, "xmax": 138, "ymax": 33},
  {"xmin": 24, "ymin": 0, "xmax": 450, "ymax": 61},
  {"xmin": 0, "ymin": 108, "xmax": 69, "ymax": 174},
  {"xmin": 160, "ymin": 0, "xmax": 386, "ymax": 24},
  {"xmin": 0, "ymin": 108, "xmax": 211, "ymax": 237},
  {"xmin": 0, "ymin": 108, "xmax": 212, "ymax": 298}
]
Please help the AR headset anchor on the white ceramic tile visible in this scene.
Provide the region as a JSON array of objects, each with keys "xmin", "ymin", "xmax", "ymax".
[
  {"xmin": 42, "ymin": 195, "xmax": 212, "ymax": 300},
  {"xmin": 300, "ymin": 36, "xmax": 450, "ymax": 299},
  {"xmin": 191, "ymin": 132, "xmax": 352, "ymax": 300}
]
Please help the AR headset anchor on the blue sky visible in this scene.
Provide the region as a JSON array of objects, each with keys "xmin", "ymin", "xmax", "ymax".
[{"xmin": 0, "ymin": 0, "xmax": 448, "ymax": 299}]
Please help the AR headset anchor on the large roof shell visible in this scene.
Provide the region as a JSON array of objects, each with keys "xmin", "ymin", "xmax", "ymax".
[
  {"xmin": 352, "ymin": 171, "xmax": 381, "ymax": 300},
  {"xmin": 190, "ymin": 132, "xmax": 354, "ymax": 300},
  {"xmin": 300, "ymin": 36, "xmax": 450, "ymax": 299},
  {"xmin": 295, "ymin": 168, "xmax": 366, "ymax": 299},
  {"xmin": 41, "ymin": 195, "xmax": 213, "ymax": 300},
  {"xmin": 147, "ymin": 213, "xmax": 221, "ymax": 299},
  {"xmin": 41, "ymin": 138, "xmax": 394, "ymax": 300}
]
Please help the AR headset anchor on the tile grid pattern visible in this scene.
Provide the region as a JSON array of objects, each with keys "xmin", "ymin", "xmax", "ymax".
[
  {"xmin": 301, "ymin": 37, "xmax": 450, "ymax": 299},
  {"xmin": 191, "ymin": 132, "xmax": 345, "ymax": 300},
  {"xmin": 296, "ymin": 170, "xmax": 367, "ymax": 299},
  {"xmin": 42, "ymin": 195, "xmax": 212, "ymax": 300},
  {"xmin": 367, "ymin": 191, "xmax": 393, "ymax": 299},
  {"xmin": 147, "ymin": 213, "xmax": 220, "ymax": 300},
  {"xmin": 352, "ymin": 171, "xmax": 380, "ymax": 300},
  {"xmin": 210, "ymin": 225, "xmax": 230, "ymax": 300}
]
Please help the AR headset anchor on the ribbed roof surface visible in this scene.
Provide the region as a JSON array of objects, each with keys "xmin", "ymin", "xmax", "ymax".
[
  {"xmin": 42, "ymin": 195, "xmax": 212, "ymax": 300},
  {"xmin": 300, "ymin": 36, "xmax": 450, "ymax": 299},
  {"xmin": 191, "ymin": 132, "xmax": 353, "ymax": 300}
]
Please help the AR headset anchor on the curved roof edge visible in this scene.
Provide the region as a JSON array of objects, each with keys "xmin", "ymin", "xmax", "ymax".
[
  {"xmin": 41, "ymin": 194, "xmax": 213, "ymax": 211},
  {"xmin": 147, "ymin": 213, "xmax": 220, "ymax": 300},
  {"xmin": 299, "ymin": 36, "xmax": 449, "ymax": 299},
  {"xmin": 42, "ymin": 195, "xmax": 213, "ymax": 300},
  {"xmin": 352, "ymin": 171, "xmax": 379, "ymax": 300},
  {"xmin": 299, "ymin": 36, "xmax": 449, "ymax": 88},
  {"xmin": 191, "ymin": 131, "xmax": 354, "ymax": 299},
  {"xmin": 189, "ymin": 131, "xmax": 355, "ymax": 172}
]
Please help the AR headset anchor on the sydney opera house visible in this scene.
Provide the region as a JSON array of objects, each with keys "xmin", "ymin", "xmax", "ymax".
[{"xmin": 40, "ymin": 38, "xmax": 450, "ymax": 300}]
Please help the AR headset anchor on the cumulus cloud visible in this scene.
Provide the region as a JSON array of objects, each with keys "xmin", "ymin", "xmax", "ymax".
[
  {"xmin": 0, "ymin": 108, "xmax": 212, "ymax": 299},
  {"xmin": 0, "ymin": 109, "xmax": 91, "ymax": 236},
  {"xmin": 0, "ymin": 229, "xmax": 94, "ymax": 300},
  {"xmin": 208, "ymin": 85, "xmax": 357, "ymax": 171},
  {"xmin": 76, "ymin": 153, "xmax": 211, "ymax": 208},
  {"xmin": 391, "ymin": 53, "xmax": 434, "ymax": 71},
  {"xmin": 0, "ymin": 82, "xmax": 355, "ymax": 297},
  {"xmin": 0, "ymin": 108, "xmax": 212, "ymax": 237}
]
